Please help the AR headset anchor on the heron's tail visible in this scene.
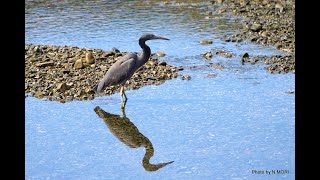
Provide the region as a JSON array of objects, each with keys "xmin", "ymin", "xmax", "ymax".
[{"xmin": 92, "ymin": 84, "xmax": 98, "ymax": 92}]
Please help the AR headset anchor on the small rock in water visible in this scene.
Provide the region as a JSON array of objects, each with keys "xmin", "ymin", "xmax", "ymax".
[
  {"xmin": 286, "ymin": 90, "xmax": 295, "ymax": 94},
  {"xmin": 209, "ymin": 63, "xmax": 225, "ymax": 69},
  {"xmin": 214, "ymin": 50, "xmax": 234, "ymax": 58},
  {"xmin": 156, "ymin": 51, "xmax": 166, "ymax": 57},
  {"xmin": 200, "ymin": 40, "xmax": 213, "ymax": 45},
  {"xmin": 112, "ymin": 47, "xmax": 120, "ymax": 53},
  {"xmin": 177, "ymin": 67, "xmax": 184, "ymax": 71},
  {"xmin": 201, "ymin": 51, "xmax": 212, "ymax": 60},
  {"xmin": 241, "ymin": 52, "xmax": 250, "ymax": 65},
  {"xmin": 205, "ymin": 73, "xmax": 218, "ymax": 78},
  {"xmin": 181, "ymin": 75, "xmax": 191, "ymax": 80}
]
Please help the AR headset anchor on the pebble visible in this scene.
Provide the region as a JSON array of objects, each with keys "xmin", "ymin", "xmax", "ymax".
[
  {"xmin": 85, "ymin": 51, "xmax": 95, "ymax": 64},
  {"xmin": 74, "ymin": 59, "xmax": 83, "ymax": 69}
]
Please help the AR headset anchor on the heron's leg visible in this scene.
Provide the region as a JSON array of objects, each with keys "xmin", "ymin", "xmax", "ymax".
[
  {"xmin": 119, "ymin": 86, "xmax": 128, "ymax": 104},
  {"xmin": 120, "ymin": 86, "xmax": 127, "ymax": 114},
  {"xmin": 123, "ymin": 90, "xmax": 128, "ymax": 102},
  {"xmin": 120, "ymin": 86, "xmax": 124, "ymax": 103}
]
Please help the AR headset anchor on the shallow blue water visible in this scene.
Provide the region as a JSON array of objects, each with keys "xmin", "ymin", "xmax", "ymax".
[{"xmin": 25, "ymin": 0, "xmax": 295, "ymax": 179}]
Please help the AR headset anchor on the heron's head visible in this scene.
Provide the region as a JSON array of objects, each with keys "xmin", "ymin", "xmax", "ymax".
[{"xmin": 140, "ymin": 33, "xmax": 169, "ymax": 41}]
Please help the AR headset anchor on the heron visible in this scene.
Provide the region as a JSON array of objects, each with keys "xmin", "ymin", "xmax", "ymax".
[{"xmin": 94, "ymin": 33, "xmax": 169, "ymax": 105}]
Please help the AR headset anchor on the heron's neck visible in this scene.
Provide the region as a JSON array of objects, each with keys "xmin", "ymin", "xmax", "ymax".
[
  {"xmin": 143, "ymin": 144, "xmax": 154, "ymax": 163},
  {"xmin": 142, "ymin": 144, "xmax": 173, "ymax": 171},
  {"xmin": 138, "ymin": 40, "xmax": 151, "ymax": 66}
]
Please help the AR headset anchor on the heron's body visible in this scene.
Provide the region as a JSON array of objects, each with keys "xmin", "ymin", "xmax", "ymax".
[
  {"xmin": 95, "ymin": 34, "xmax": 169, "ymax": 105},
  {"xmin": 96, "ymin": 50, "xmax": 150, "ymax": 92}
]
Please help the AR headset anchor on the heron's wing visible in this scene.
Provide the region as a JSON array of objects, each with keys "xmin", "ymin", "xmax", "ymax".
[
  {"xmin": 104, "ymin": 54, "xmax": 137, "ymax": 86},
  {"xmin": 117, "ymin": 56, "xmax": 137, "ymax": 83}
]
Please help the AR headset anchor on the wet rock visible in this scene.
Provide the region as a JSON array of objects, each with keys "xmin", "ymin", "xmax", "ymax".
[{"xmin": 200, "ymin": 40, "xmax": 213, "ymax": 45}]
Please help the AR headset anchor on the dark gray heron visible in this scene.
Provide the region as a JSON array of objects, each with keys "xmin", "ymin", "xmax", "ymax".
[{"xmin": 94, "ymin": 33, "xmax": 169, "ymax": 105}]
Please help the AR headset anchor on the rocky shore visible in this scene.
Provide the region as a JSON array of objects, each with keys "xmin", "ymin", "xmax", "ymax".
[
  {"xmin": 25, "ymin": 0, "xmax": 295, "ymax": 102},
  {"xmin": 211, "ymin": 0, "xmax": 295, "ymax": 73},
  {"xmin": 25, "ymin": 44, "xmax": 179, "ymax": 103}
]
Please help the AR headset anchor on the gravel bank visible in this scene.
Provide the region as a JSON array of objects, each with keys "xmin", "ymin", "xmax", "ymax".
[
  {"xmin": 25, "ymin": 44, "xmax": 179, "ymax": 103},
  {"xmin": 212, "ymin": 0, "xmax": 295, "ymax": 73}
]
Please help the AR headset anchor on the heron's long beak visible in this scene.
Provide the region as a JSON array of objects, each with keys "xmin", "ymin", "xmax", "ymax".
[{"xmin": 154, "ymin": 36, "xmax": 169, "ymax": 40}]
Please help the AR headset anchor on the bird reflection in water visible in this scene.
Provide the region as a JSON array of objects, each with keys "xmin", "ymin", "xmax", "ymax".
[{"xmin": 94, "ymin": 106, "xmax": 174, "ymax": 171}]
